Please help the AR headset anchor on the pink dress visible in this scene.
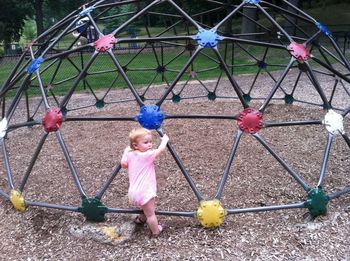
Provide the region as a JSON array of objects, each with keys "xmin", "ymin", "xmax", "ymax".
[{"xmin": 122, "ymin": 149, "xmax": 157, "ymax": 207}]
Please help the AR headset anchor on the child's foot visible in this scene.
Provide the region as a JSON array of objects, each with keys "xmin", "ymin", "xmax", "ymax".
[
  {"xmin": 151, "ymin": 223, "xmax": 165, "ymax": 238},
  {"xmin": 134, "ymin": 215, "xmax": 147, "ymax": 225}
]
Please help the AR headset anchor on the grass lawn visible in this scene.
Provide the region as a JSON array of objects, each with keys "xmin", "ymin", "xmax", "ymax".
[
  {"xmin": 1, "ymin": 43, "xmax": 292, "ymax": 97},
  {"xmin": 1, "ymin": 2, "xmax": 349, "ymax": 97}
]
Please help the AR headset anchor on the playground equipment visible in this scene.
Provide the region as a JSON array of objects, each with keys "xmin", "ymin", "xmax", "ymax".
[{"xmin": 0, "ymin": 0, "xmax": 349, "ymax": 228}]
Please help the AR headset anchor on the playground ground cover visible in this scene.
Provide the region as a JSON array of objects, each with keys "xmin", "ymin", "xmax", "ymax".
[{"xmin": 0, "ymin": 70, "xmax": 349, "ymax": 260}]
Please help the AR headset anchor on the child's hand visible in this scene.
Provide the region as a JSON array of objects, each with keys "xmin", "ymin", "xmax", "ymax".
[
  {"xmin": 153, "ymin": 134, "xmax": 169, "ymax": 159},
  {"xmin": 162, "ymin": 134, "xmax": 169, "ymax": 143},
  {"xmin": 121, "ymin": 146, "xmax": 131, "ymax": 169}
]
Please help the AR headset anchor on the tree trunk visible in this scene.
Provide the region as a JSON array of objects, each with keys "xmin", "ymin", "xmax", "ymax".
[
  {"xmin": 33, "ymin": 0, "xmax": 44, "ymax": 39},
  {"xmin": 224, "ymin": 0, "xmax": 233, "ymax": 35},
  {"xmin": 284, "ymin": 0, "xmax": 299, "ymax": 36},
  {"xmin": 241, "ymin": 6, "xmax": 258, "ymax": 40}
]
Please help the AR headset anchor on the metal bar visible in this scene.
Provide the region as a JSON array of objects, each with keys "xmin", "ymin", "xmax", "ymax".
[
  {"xmin": 327, "ymin": 37, "xmax": 350, "ymax": 70},
  {"xmin": 339, "ymin": 79, "xmax": 350, "ymax": 97},
  {"xmin": 106, "ymin": 208, "xmax": 143, "ymax": 214},
  {"xmin": 45, "ymin": 46, "xmax": 92, "ymax": 62},
  {"xmin": 107, "ymin": 207, "xmax": 195, "ymax": 217},
  {"xmin": 343, "ymin": 106, "xmax": 350, "ymax": 117},
  {"xmin": 235, "ymin": 9, "xmax": 272, "ymax": 34},
  {"xmin": 156, "ymin": 46, "xmax": 202, "ymax": 106},
  {"xmin": 165, "ymin": 114, "xmax": 239, "ymax": 120},
  {"xmin": 212, "ymin": 47, "xmax": 248, "ymax": 108},
  {"xmin": 34, "ymin": 71, "xmax": 50, "ymax": 109},
  {"xmin": 59, "ymin": 51, "xmax": 99, "ymax": 109},
  {"xmin": 185, "ymin": 7, "xmax": 224, "ymax": 20},
  {"xmin": 304, "ymin": 31, "xmax": 322, "ymax": 46},
  {"xmin": 341, "ymin": 133, "xmax": 350, "ymax": 147},
  {"xmin": 261, "ymin": 1, "xmax": 314, "ymax": 23},
  {"xmin": 166, "ymin": 0, "xmax": 201, "ymax": 30},
  {"xmin": 259, "ymin": 59, "xmax": 294, "ymax": 112},
  {"xmin": 247, "ymin": 68, "xmax": 262, "ymax": 94},
  {"xmin": 121, "ymin": 43, "xmax": 152, "ymax": 68},
  {"xmin": 226, "ymin": 202, "xmax": 305, "ymax": 214},
  {"xmin": 215, "ymin": 130, "xmax": 243, "ymax": 199},
  {"xmin": 51, "ymin": 74, "xmax": 82, "ymax": 86},
  {"xmin": 222, "ymin": 36, "xmax": 286, "ymax": 50},
  {"xmin": 254, "ymin": 133, "xmax": 311, "ymax": 191},
  {"xmin": 65, "ymin": 116, "xmax": 136, "ymax": 122},
  {"xmin": 255, "ymin": 3, "xmax": 293, "ymax": 43},
  {"xmin": 0, "ymin": 189, "xmax": 9, "ymax": 199},
  {"xmin": 155, "ymin": 210, "xmax": 195, "ymax": 217},
  {"xmin": 25, "ymin": 200, "xmax": 80, "ymax": 212},
  {"xmin": 311, "ymin": 57, "xmax": 350, "ymax": 84},
  {"xmin": 328, "ymin": 36, "xmax": 350, "ymax": 71},
  {"xmin": 0, "ymin": 71, "xmax": 27, "ymax": 98},
  {"xmin": 87, "ymin": 12, "xmax": 103, "ymax": 36},
  {"xmin": 166, "ymin": 142, "xmax": 204, "ymax": 201},
  {"xmin": 7, "ymin": 121, "xmax": 41, "ymax": 133},
  {"xmin": 2, "ymin": 140, "xmax": 15, "ymax": 189},
  {"xmin": 280, "ymin": 0, "xmax": 316, "ymax": 23},
  {"xmin": 112, "ymin": 0, "xmax": 162, "ymax": 35},
  {"xmin": 33, "ymin": 7, "xmax": 79, "ymax": 43},
  {"xmin": 318, "ymin": 45, "xmax": 347, "ymax": 68},
  {"xmin": 0, "ymin": 96, "xmax": 4, "ymax": 111},
  {"xmin": 19, "ymin": 133, "xmax": 49, "ymax": 192},
  {"xmin": 214, "ymin": 1, "xmax": 245, "ymax": 30},
  {"xmin": 33, "ymin": 59, "xmax": 64, "ymax": 86},
  {"xmin": 117, "ymin": 35, "xmax": 193, "ymax": 44},
  {"xmin": 101, "ymin": 10, "xmax": 141, "ymax": 21},
  {"xmin": 6, "ymin": 75, "xmax": 31, "ymax": 121},
  {"xmin": 95, "ymin": 164, "xmax": 122, "ymax": 199},
  {"xmin": 304, "ymin": 62, "xmax": 331, "ymax": 109},
  {"xmin": 107, "ymin": 49, "xmax": 144, "ymax": 106},
  {"xmin": 264, "ymin": 119, "xmax": 322, "ymax": 128},
  {"xmin": 290, "ymin": 70, "xmax": 303, "ymax": 96},
  {"xmin": 0, "ymin": 51, "xmax": 27, "ymax": 91},
  {"xmin": 317, "ymin": 134, "xmax": 334, "ymax": 187},
  {"xmin": 41, "ymin": 16, "xmax": 81, "ymax": 57},
  {"xmin": 141, "ymin": 73, "xmax": 160, "ymax": 97},
  {"xmin": 328, "ymin": 186, "xmax": 350, "ymax": 200},
  {"xmin": 55, "ymin": 131, "xmax": 87, "ymax": 198},
  {"xmin": 25, "ymin": 92, "xmax": 32, "ymax": 122},
  {"xmin": 96, "ymin": 0, "xmax": 140, "ymax": 9}
]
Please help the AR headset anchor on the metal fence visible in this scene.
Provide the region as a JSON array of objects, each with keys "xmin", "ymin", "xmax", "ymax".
[{"xmin": 1, "ymin": 23, "xmax": 350, "ymax": 63}]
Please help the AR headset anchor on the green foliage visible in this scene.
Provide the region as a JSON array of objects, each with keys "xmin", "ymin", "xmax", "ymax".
[
  {"xmin": 303, "ymin": 3, "xmax": 350, "ymax": 28},
  {"xmin": 103, "ymin": 3, "xmax": 143, "ymax": 35},
  {"xmin": 43, "ymin": 0, "xmax": 86, "ymax": 28},
  {"xmin": 22, "ymin": 19, "xmax": 36, "ymax": 42},
  {"xmin": 0, "ymin": 0, "xmax": 32, "ymax": 43}
]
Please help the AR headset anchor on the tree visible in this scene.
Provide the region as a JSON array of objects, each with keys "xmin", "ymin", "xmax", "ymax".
[
  {"xmin": 0, "ymin": 0, "xmax": 31, "ymax": 43},
  {"xmin": 29, "ymin": 0, "xmax": 85, "ymax": 38},
  {"xmin": 29, "ymin": 0, "xmax": 44, "ymax": 38},
  {"xmin": 43, "ymin": 0, "xmax": 86, "ymax": 29}
]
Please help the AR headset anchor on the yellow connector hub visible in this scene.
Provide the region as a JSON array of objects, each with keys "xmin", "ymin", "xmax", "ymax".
[
  {"xmin": 10, "ymin": 189, "xmax": 26, "ymax": 212},
  {"xmin": 197, "ymin": 199, "xmax": 226, "ymax": 228}
]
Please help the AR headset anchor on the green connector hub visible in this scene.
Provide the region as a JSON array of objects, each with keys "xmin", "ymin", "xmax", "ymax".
[
  {"xmin": 80, "ymin": 197, "xmax": 107, "ymax": 222},
  {"xmin": 306, "ymin": 188, "xmax": 329, "ymax": 217}
]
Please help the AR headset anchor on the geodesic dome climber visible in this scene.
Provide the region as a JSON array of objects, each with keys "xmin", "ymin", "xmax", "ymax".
[{"xmin": 0, "ymin": 0, "xmax": 349, "ymax": 228}]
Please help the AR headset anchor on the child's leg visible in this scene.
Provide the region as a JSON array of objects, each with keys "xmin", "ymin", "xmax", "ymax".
[{"xmin": 142, "ymin": 197, "xmax": 160, "ymax": 235}]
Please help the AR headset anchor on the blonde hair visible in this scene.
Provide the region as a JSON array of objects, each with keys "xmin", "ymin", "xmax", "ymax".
[{"xmin": 129, "ymin": 128, "xmax": 152, "ymax": 149}]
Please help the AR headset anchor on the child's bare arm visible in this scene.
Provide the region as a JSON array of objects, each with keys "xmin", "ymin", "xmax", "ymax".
[
  {"xmin": 153, "ymin": 134, "xmax": 169, "ymax": 159},
  {"xmin": 121, "ymin": 146, "xmax": 131, "ymax": 168}
]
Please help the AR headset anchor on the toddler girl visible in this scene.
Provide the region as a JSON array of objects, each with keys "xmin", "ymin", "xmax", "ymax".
[{"xmin": 121, "ymin": 127, "xmax": 169, "ymax": 238}]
